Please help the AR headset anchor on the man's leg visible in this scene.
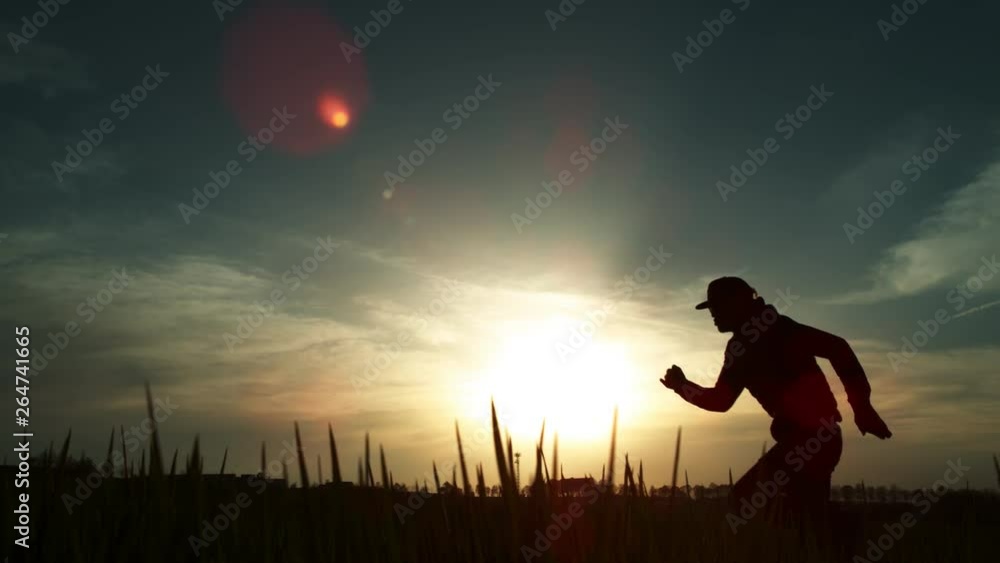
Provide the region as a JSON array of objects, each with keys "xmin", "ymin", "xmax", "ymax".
[
  {"xmin": 786, "ymin": 425, "xmax": 843, "ymax": 550},
  {"xmin": 729, "ymin": 442, "xmax": 793, "ymax": 523}
]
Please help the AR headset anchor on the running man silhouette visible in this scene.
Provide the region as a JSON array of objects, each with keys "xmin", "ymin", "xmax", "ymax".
[{"xmin": 660, "ymin": 277, "xmax": 891, "ymax": 522}]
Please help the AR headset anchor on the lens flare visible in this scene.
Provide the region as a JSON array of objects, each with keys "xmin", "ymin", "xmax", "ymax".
[
  {"xmin": 319, "ymin": 95, "xmax": 350, "ymax": 129},
  {"xmin": 220, "ymin": 4, "xmax": 369, "ymax": 153}
]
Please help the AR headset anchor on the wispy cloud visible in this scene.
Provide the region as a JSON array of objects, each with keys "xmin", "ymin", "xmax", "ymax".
[
  {"xmin": 828, "ymin": 158, "xmax": 1000, "ymax": 304},
  {"xmin": 951, "ymin": 298, "xmax": 1000, "ymax": 319},
  {"xmin": 0, "ymin": 40, "xmax": 94, "ymax": 96},
  {"xmin": 823, "ymin": 116, "xmax": 931, "ymax": 204}
]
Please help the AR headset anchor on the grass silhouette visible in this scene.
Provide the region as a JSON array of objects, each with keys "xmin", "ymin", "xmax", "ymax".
[{"xmin": 2, "ymin": 386, "xmax": 998, "ymax": 562}]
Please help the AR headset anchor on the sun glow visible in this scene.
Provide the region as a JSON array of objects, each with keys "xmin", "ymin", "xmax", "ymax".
[{"xmin": 471, "ymin": 316, "xmax": 638, "ymax": 442}]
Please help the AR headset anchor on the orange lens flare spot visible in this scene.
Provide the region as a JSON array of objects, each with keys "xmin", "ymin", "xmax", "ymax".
[
  {"xmin": 330, "ymin": 110, "xmax": 349, "ymax": 128},
  {"xmin": 318, "ymin": 95, "xmax": 350, "ymax": 129}
]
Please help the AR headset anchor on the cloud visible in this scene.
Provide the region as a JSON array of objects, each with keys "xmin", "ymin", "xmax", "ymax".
[
  {"xmin": 828, "ymin": 158, "xmax": 1000, "ymax": 304},
  {"xmin": 0, "ymin": 40, "xmax": 95, "ymax": 96},
  {"xmin": 824, "ymin": 117, "xmax": 931, "ymax": 204},
  {"xmin": 0, "ymin": 117, "xmax": 126, "ymax": 199},
  {"xmin": 858, "ymin": 345, "xmax": 1000, "ymax": 446}
]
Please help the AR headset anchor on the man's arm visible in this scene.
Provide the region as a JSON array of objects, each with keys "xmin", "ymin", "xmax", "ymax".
[
  {"xmin": 795, "ymin": 323, "xmax": 892, "ymax": 438},
  {"xmin": 661, "ymin": 364, "xmax": 743, "ymax": 412},
  {"xmin": 794, "ymin": 324, "xmax": 871, "ymax": 408}
]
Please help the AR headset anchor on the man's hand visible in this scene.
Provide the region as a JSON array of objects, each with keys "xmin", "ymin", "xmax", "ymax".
[
  {"xmin": 660, "ymin": 364, "xmax": 688, "ymax": 392},
  {"xmin": 853, "ymin": 402, "xmax": 892, "ymax": 439}
]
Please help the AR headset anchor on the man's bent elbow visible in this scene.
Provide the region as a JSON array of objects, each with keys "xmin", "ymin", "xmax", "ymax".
[{"xmin": 701, "ymin": 397, "xmax": 736, "ymax": 413}]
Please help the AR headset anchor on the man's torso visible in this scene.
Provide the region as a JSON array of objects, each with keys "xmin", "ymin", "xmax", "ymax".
[{"xmin": 724, "ymin": 309, "xmax": 842, "ymax": 433}]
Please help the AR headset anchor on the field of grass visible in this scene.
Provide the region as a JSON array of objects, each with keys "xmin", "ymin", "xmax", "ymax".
[{"xmin": 3, "ymin": 388, "xmax": 998, "ymax": 563}]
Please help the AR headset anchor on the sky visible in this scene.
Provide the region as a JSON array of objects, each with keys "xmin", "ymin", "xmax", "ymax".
[{"xmin": 1, "ymin": 0, "xmax": 998, "ymax": 489}]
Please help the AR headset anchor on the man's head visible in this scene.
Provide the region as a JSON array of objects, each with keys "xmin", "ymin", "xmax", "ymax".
[{"xmin": 695, "ymin": 277, "xmax": 762, "ymax": 332}]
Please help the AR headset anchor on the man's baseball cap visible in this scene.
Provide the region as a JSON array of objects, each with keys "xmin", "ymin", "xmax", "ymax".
[{"xmin": 695, "ymin": 277, "xmax": 758, "ymax": 310}]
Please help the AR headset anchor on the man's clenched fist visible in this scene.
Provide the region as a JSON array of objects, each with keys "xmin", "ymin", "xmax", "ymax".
[{"xmin": 660, "ymin": 364, "xmax": 688, "ymax": 391}]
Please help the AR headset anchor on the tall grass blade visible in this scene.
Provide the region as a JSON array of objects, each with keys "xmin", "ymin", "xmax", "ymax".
[
  {"xmin": 993, "ymin": 453, "xmax": 999, "ymax": 488},
  {"xmin": 294, "ymin": 422, "xmax": 310, "ymax": 488},
  {"xmin": 669, "ymin": 426, "xmax": 682, "ymax": 504},
  {"xmin": 476, "ymin": 463, "xmax": 486, "ymax": 497},
  {"xmin": 328, "ymin": 423, "xmax": 342, "ymax": 484},
  {"xmin": 551, "ymin": 433, "xmax": 558, "ymax": 495},
  {"xmin": 456, "ymin": 422, "xmax": 472, "ymax": 495},
  {"xmin": 188, "ymin": 435, "xmax": 202, "ymax": 477},
  {"xmin": 144, "ymin": 381, "xmax": 163, "ymax": 478},
  {"xmin": 261, "ymin": 441, "xmax": 267, "ymax": 476},
  {"xmin": 506, "ymin": 434, "xmax": 515, "ymax": 491},
  {"xmin": 490, "ymin": 399, "xmax": 511, "ymax": 494},
  {"xmin": 532, "ymin": 441, "xmax": 544, "ymax": 495},
  {"xmin": 380, "ymin": 444, "xmax": 390, "ymax": 490},
  {"xmin": 365, "ymin": 433, "xmax": 374, "ymax": 487},
  {"xmin": 606, "ymin": 406, "xmax": 618, "ymax": 490},
  {"xmin": 105, "ymin": 427, "xmax": 114, "ymax": 470},
  {"xmin": 624, "ymin": 453, "xmax": 633, "ymax": 496},
  {"xmin": 640, "ymin": 462, "xmax": 647, "ymax": 497},
  {"xmin": 57, "ymin": 429, "xmax": 72, "ymax": 470}
]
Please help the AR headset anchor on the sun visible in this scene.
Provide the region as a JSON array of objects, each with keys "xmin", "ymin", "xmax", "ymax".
[{"xmin": 471, "ymin": 316, "xmax": 637, "ymax": 442}]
